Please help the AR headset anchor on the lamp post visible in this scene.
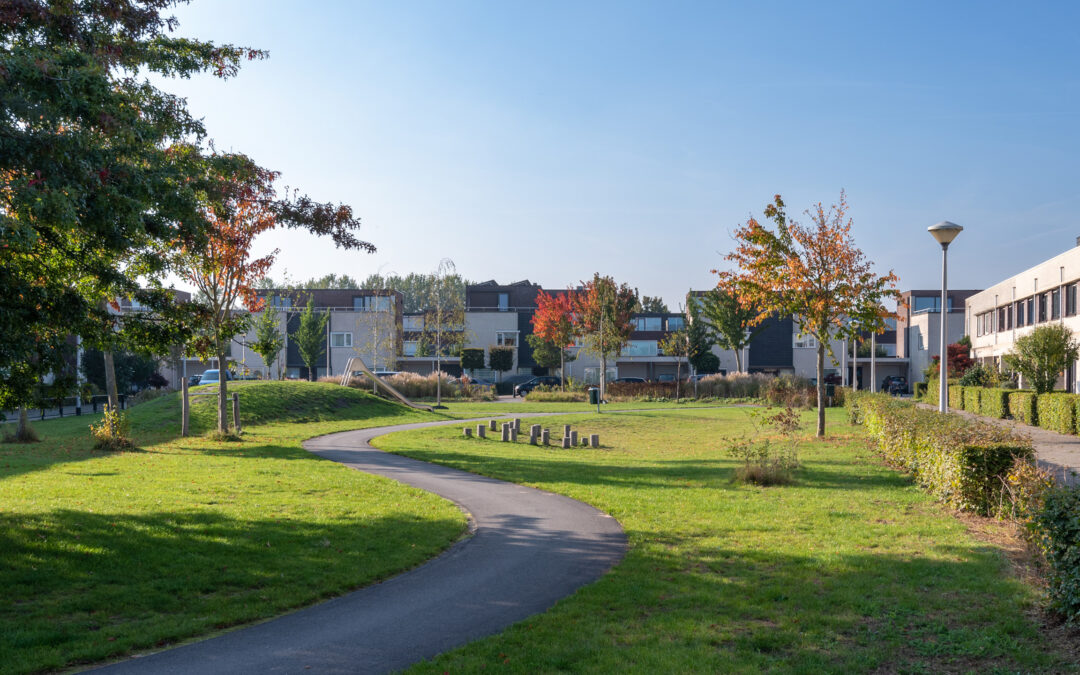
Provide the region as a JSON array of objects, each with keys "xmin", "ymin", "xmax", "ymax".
[{"xmin": 928, "ymin": 221, "xmax": 963, "ymax": 413}]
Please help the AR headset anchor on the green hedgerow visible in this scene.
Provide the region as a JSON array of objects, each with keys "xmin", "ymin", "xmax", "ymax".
[
  {"xmin": 949, "ymin": 384, "xmax": 965, "ymax": 410},
  {"xmin": 1031, "ymin": 486, "xmax": 1080, "ymax": 624},
  {"xmin": 1037, "ymin": 393, "xmax": 1078, "ymax": 435},
  {"xmin": 1008, "ymin": 391, "xmax": 1038, "ymax": 425},
  {"xmin": 963, "ymin": 386, "xmax": 982, "ymax": 413},
  {"xmin": 978, "ymin": 388, "xmax": 1010, "ymax": 420}
]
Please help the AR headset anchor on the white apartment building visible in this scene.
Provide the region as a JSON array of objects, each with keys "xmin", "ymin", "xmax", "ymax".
[{"xmin": 968, "ymin": 243, "xmax": 1080, "ymax": 392}]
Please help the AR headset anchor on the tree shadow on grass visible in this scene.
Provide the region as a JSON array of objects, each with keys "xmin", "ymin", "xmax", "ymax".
[{"xmin": 0, "ymin": 508, "xmax": 464, "ymax": 675}]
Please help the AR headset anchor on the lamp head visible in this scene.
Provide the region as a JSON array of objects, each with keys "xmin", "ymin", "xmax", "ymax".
[{"xmin": 928, "ymin": 221, "xmax": 963, "ymax": 247}]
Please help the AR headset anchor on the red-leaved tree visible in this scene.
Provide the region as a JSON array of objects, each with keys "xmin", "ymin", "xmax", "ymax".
[
  {"xmin": 531, "ymin": 290, "xmax": 577, "ymax": 390},
  {"xmin": 571, "ymin": 275, "xmax": 637, "ymax": 400}
]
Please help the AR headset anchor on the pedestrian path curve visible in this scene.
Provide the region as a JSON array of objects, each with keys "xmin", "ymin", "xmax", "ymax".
[{"xmin": 90, "ymin": 418, "xmax": 627, "ymax": 674}]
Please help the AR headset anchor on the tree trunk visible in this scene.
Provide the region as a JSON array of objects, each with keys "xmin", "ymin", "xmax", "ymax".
[
  {"xmin": 16, "ymin": 407, "xmax": 31, "ymax": 441},
  {"xmin": 675, "ymin": 359, "xmax": 682, "ymax": 401},
  {"xmin": 600, "ymin": 353, "xmax": 607, "ymax": 401},
  {"xmin": 815, "ymin": 341, "xmax": 825, "ymax": 438},
  {"xmin": 103, "ymin": 350, "xmax": 119, "ymax": 410},
  {"xmin": 217, "ymin": 346, "xmax": 230, "ymax": 433},
  {"xmin": 559, "ymin": 350, "xmax": 565, "ymax": 391},
  {"xmin": 734, "ymin": 347, "xmax": 744, "ymax": 375}
]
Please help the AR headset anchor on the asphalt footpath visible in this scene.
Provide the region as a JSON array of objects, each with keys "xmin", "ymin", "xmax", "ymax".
[{"xmin": 89, "ymin": 418, "xmax": 627, "ymax": 674}]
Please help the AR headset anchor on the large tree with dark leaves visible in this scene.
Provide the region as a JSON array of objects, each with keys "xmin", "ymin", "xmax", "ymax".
[{"xmin": 0, "ymin": 1, "xmax": 371, "ymax": 412}]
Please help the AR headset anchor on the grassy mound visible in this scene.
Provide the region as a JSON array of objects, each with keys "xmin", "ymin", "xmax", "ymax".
[{"xmin": 128, "ymin": 380, "xmax": 413, "ymax": 436}]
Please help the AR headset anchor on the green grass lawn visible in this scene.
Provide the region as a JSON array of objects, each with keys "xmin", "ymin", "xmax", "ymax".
[
  {"xmin": 0, "ymin": 382, "xmax": 465, "ymax": 675},
  {"xmin": 435, "ymin": 398, "xmax": 755, "ymax": 416},
  {"xmin": 374, "ymin": 407, "xmax": 1075, "ymax": 674}
]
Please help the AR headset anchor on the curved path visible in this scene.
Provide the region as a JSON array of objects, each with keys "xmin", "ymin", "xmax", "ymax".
[{"xmin": 91, "ymin": 418, "xmax": 627, "ymax": 674}]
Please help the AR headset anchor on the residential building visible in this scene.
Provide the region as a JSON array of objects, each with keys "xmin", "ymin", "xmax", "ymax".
[
  {"xmin": 968, "ymin": 242, "xmax": 1080, "ymax": 391},
  {"xmin": 894, "ymin": 289, "xmax": 977, "ymax": 384}
]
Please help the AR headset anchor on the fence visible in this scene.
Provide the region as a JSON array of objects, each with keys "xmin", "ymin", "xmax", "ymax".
[{"xmin": 1, "ymin": 395, "xmax": 129, "ymax": 424}]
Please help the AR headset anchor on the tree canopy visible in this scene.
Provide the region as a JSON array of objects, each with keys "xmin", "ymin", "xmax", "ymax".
[
  {"xmin": 571, "ymin": 274, "xmax": 637, "ymax": 398},
  {"xmin": 1004, "ymin": 324, "xmax": 1080, "ymax": 394}
]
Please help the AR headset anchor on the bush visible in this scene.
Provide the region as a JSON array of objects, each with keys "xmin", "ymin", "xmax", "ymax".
[
  {"xmin": 958, "ymin": 363, "xmax": 991, "ymax": 387},
  {"xmin": 1031, "ymin": 486, "xmax": 1080, "ymax": 623},
  {"xmin": 728, "ymin": 406, "xmax": 801, "ymax": 486},
  {"xmin": 854, "ymin": 392, "xmax": 1034, "ymax": 515},
  {"xmin": 526, "ymin": 390, "xmax": 586, "ymax": 403},
  {"xmin": 978, "ymin": 388, "xmax": 1010, "ymax": 419},
  {"xmin": 1009, "ymin": 391, "xmax": 1038, "ymax": 425},
  {"xmin": 762, "ymin": 374, "xmax": 815, "ymax": 408},
  {"xmin": 1037, "ymin": 393, "xmax": 1078, "ymax": 435},
  {"xmin": 89, "ymin": 407, "xmax": 134, "ymax": 452},
  {"xmin": 334, "ymin": 372, "xmax": 495, "ymax": 401},
  {"xmin": 948, "ymin": 384, "xmax": 965, "ymax": 410},
  {"xmin": 913, "ymin": 382, "xmax": 928, "ymax": 400},
  {"xmin": 963, "ymin": 386, "xmax": 981, "ymax": 413}
]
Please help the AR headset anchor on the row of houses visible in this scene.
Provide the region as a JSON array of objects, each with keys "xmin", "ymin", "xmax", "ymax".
[{"xmin": 123, "ymin": 237, "xmax": 1080, "ymax": 394}]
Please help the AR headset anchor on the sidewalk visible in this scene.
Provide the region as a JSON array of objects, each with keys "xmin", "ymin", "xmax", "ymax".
[{"xmin": 917, "ymin": 402, "xmax": 1080, "ymax": 485}]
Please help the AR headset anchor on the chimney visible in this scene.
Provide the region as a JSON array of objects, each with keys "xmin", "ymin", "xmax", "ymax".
[{"xmin": 1076, "ymin": 235, "xmax": 1080, "ymax": 247}]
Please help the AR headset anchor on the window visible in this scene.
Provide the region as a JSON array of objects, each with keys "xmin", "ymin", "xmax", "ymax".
[
  {"xmin": 498, "ymin": 293, "xmax": 509, "ymax": 311},
  {"xmin": 997, "ymin": 307, "xmax": 1006, "ymax": 332},
  {"xmin": 1016, "ymin": 300, "xmax": 1025, "ymax": 327},
  {"xmin": 270, "ymin": 295, "xmax": 291, "ymax": 309},
  {"xmin": 1026, "ymin": 297, "xmax": 1035, "ymax": 326},
  {"xmin": 1006, "ymin": 304, "xmax": 1012, "ymax": 330},
  {"xmin": 633, "ymin": 317, "xmax": 662, "ymax": 331},
  {"xmin": 793, "ymin": 334, "xmax": 818, "ymax": 349},
  {"xmin": 1052, "ymin": 288, "xmax": 1062, "ymax": 320},
  {"xmin": 287, "ymin": 367, "xmax": 301, "ymax": 379},
  {"xmin": 622, "ymin": 340, "xmax": 659, "ymax": 356},
  {"xmin": 1068, "ymin": 285, "xmax": 1078, "ymax": 317},
  {"xmin": 496, "ymin": 331, "xmax": 518, "ymax": 347},
  {"xmin": 912, "ymin": 296, "xmax": 953, "ymax": 313},
  {"xmin": 403, "ymin": 315, "xmax": 424, "ymax": 331},
  {"xmin": 403, "ymin": 341, "xmax": 418, "ymax": 356},
  {"xmin": 354, "ymin": 296, "xmax": 391, "ymax": 312},
  {"xmin": 330, "ymin": 332, "xmax": 352, "ymax": 348},
  {"xmin": 917, "ymin": 331, "xmax": 924, "ymax": 351},
  {"xmin": 666, "ymin": 317, "xmax": 685, "ymax": 331},
  {"xmin": 1038, "ymin": 293, "xmax": 1048, "ymax": 323}
]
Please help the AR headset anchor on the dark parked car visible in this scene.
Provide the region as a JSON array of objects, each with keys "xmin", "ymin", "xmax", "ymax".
[
  {"xmin": 514, "ymin": 376, "xmax": 562, "ymax": 397},
  {"xmin": 611, "ymin": 377, "xmax": 646, "ymax": 384},
  {"xmin": 188, "ymin": 374, "xmax": 202, "ymax": 387},
  {"xmin": 882, "ymin": 376, "xmax": 908, "ymax": 395}
]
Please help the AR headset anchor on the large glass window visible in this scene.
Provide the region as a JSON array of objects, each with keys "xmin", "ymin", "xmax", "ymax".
[
  {"xmin": 498, "ymin": 293, "xmax": 509, "ymax": 311},
  {"xmin": 1038, "ymin": 293, "xmax": 1048, "ymax": 322},
  {"xmin": 793, "ymin": 334, "xmax": 818, "ymax": 349},
  {"xmin": 330, "ymin": 332, "xmax": 352, "ymax": 348},
  {"xmin": 997, "ymin": 307, "xmax": 1006, "ymax": 332},
  {"xmin": 1068, "ymin": 285, "xmax": 1078, "ymax": 317},
  {"xmin": 622, "ymin": 340, "xmax": 659, "ymax": 356},
  {"xmin": 403, "ymin": 315, "xmax": 424, "ymax": 331},
  {"xmin": 496, "ymin": 331, "xmax": 518, "ymax": 347},
  {"xmin": 354, "ymin": 295, "xmax": 392, "ymax": 311},
  {"xmin": 912, "ymin": 296, "xmax": 953, "ymax": 313},
  {"xmin": 1052, "ymin": 288, "xmax": 1062, "ymax": 320},
  {"xmin": 633, "ymin": 317, "xmax": 662, "ymax": 331},
  {"xmin": 1016, "ymin": 300, "xmax": 1025, "ymax": 327},
  {"xmin": 1027, "ymin": 297, "xmax": 1035, "ymax": 326},
  {"xmin": 666, "ymin": 317, "xmax": 685, "ymax": 331},
  {"xmin": 403, "ymin": 341, "xmax": 418, "ymax": 356},
  {"xmin": 270, "ymin": 295, "xmax": 291, "ymax": 309}
]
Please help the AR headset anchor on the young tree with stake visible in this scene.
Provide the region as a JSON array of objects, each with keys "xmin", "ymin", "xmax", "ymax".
[
  {"xmin": 571, "ymin": 275, "xmax": 637, "ymax": 401},
  {"xmin": 531, "ymin": 290, "xmax": 578, "ymax": 390}
]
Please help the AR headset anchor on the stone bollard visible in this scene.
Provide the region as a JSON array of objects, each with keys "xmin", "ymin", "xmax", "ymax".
[
  {"xmin": 463, "ymin": 427, "xmax": 472, "ymax": 438},
  {"xmin": 477, "ymin": 424, "xmax": 486, "ymax": 438},
  {"xmin": 561, "ymin": 436, "xmax": 571, "ymax": 449},
  {"xmin": 563, "ymin": 424, "xmax": 571, "ymax": 437},
  {"xmin": 570, "ymin": 430, "xmax": 578, "ymax": 446},
  {"xmin": 541, "ymin": 428, "xmax": 550, "ymax": 446},
  {"xmin": 529, "ymin": 425, "xmax": 539, "ymax": 443},
  {"xmin": 510, "ymin": 428, "xmax": 518, "ymax": 442},
  {"xmin": 590, "ymin": 434, "xmax": 599, "ymax": 448},
  {"xmin": 490, "ymin": 419, "xmax": 499, "ymax": 431},
  {"xmin": 513, "ymin": 418, "xmax": 521, "ymax": 433},
  {"xmin": 529, "ymin": 433, "xmax": 537, "ymax": 445},
  {"xmin": 501, "ymin": 423, "xmax": 511, "ymax": 442}
]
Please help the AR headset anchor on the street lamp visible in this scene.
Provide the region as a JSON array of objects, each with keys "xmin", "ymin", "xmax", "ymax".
[{"xmin": 928, "ymin": 221, "xmax": 963, "ymax": 413}]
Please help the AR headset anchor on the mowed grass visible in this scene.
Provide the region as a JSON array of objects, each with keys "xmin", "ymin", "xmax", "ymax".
[
  {"xmin": 0, "ymin": 381, "xmax": 466, "ymax": 675},
  {"xmin": 374, "ymin": 407, "xmax": 1075, "ymax": 673},
  {"xmin": 437, "ymin": 399, "xmax": 753, "ymax": 417}
]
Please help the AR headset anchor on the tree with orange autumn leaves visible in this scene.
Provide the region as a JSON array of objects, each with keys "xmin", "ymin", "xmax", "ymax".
[
  {"xmin": 180, "ymin": 164, "xmax": 374, "ymax": 433},
  {"xmin": 570, "ymin": 275, "xmax": 638, "ymax": 400},
  {"xmin": 717, "ymin": 192, "xmax": 900, "ymax": 437},
  {"xmin": 530, "ymin": 290, "xmax": 577, "ymax": 390}
]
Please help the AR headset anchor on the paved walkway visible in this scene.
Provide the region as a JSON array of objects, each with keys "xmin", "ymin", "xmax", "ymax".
[
  {"xmin": 918, "ymin": 403, "xmax": 1080, "ymax": 485},
  {"xmin": 89, "ymin": 417, "xmax": 626, "ymax": 674}
]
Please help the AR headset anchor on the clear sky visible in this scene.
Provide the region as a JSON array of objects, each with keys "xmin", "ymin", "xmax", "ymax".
[{"xmin": 161, "ymin": 0, "xmax": 1080, "ymax": 308}]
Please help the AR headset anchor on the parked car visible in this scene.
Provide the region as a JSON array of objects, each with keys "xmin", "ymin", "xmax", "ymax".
[
  {"xmin": 198, "ymin": 369, "xmax": 231, "ymax": 384},
  {"xmin": 461, "ymin": 376, "xmax": 494, "ymax": 387},
  {"xmin": 611, "ymin": 377, "xmax": 646, "ymax": 384},
  {"xmin": 514, "ymin": 375, "xmax": 562, "ymax": 397},
  {"xmin": 882, "ymin": 376, "xmax": 908, "ymax": 395},
  {"xmin": 188, "ymin": 374, "xmax": 202, "ymax": 387},
  {"xmin": 655, "ymin": 374, "xmax": 676, "ymax": 383}
]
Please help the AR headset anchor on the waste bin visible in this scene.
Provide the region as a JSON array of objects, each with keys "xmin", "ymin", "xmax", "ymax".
[
  {"xmin": 825, "ymin": 384, "xmax": 835, "ymax": 399},
  {"xmin": 588, "ymin": 387, "xmax": 600, "ymax": 405}
]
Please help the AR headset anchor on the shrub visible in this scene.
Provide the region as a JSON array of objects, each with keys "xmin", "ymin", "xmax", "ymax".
[
  {"xmin": 1031, "ymin": 486, "xmax": 1080, "ymax": 623},
  {"xmin": 913, "ymin": 382, "xmax": 928, "ymax": 400},
  {"xmin": 963, "ymin": 386, "xmax": 981, "ymax": 413},
  {"xmin": 958, "ymin": 363, "xmax": 991, "ymax": 387},
  {"xmin": 948, "ymin": 384, "xmax": 965, "ymax": 410},
  {"xmin": 728, "ymin": 406, "xmax": 801, "ymax": 486},
  {"xmin": 978, "ymin": 388, "xmax": 1010, "ymax": 420},
  {"xmin": 854, "ymin": 392, "xmax": 1034, "ymax": 515},
  {"xmin": 1009, "ymin": 391, "xmax": 1038, "ymax": 425},
  {"xmin": 89, "ymin": 406, "xmax": 134, "ymax": 452},
  {"xmin": 762, "ymin": 374, "xmax": 815, "ymax": 408},
  {"xmin": 526, "ymin": 390, "xmax": 586, "ymax": 403},
  {"xmin": 460, "ymin": 348, "xmax": 485, "ymax": 374},
  {"xmin": 1037, "ymin": 393, "xmax": 1078, "ymax": 435}
]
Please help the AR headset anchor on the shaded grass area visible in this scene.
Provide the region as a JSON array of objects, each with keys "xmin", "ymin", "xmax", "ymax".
[
  {"xmin": 0, "ymin": 382, "xmax": 464, "ymax": 675},
  {"xmin": 374, "ymin": 407, "xmax": 1075, "ymax": 673}
]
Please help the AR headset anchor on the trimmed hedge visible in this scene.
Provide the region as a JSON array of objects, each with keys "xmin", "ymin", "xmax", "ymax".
[
  {"xmin": 1009, "ymin": 391, "xmax": 1038, "ymax": 426},
  {"xmin": 948, "ymin": 384, "xmax": 965, "ymax": 410},
  {"xmin": 913, "ymin": 382, "xmax": 928, "ymax": 400},
  {"xmin": 963, "ymin": 387, "xmax": 982, "ymax": 413},
  {"xmin": 978, "ymin": 388, "xmax": 1010, "ymax": 419},
  {"xmin": 849, "ymin": 392, "xmax": 1034, "ymax": 515},
  {"xmin": 1037, "ymin": 393, "xmax": 1079, "ymax": 435},
  {"xmin": 1032, "ymin": 486, "xmax": 1080, "ymax": 623}
]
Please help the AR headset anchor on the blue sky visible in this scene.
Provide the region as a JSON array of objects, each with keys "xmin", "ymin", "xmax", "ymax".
[{"xmin": 162, "ymin": 1, "xmax": 1080, "ymax": 307}]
